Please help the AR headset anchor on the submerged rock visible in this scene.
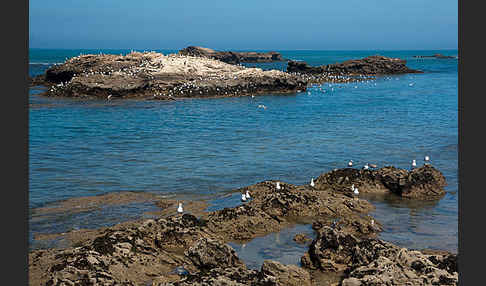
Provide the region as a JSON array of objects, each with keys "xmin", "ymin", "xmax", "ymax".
[
  {"xmin": 287, "ymin": 55, "xmax": 422, "ymax": 76},
  {"xmin": 179, "ymin": 46, "xmax": 285, "ymax": 64}
]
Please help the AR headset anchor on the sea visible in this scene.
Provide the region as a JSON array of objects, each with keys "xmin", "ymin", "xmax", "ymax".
[{"xmin": 29, "ymin": 48, "xmax": 458, "ymax": 268}]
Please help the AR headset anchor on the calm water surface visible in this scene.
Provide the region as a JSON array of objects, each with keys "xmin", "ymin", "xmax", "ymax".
[{"xmin": 29, "ymin": 49, "xmax": 458, "ymax": 265}]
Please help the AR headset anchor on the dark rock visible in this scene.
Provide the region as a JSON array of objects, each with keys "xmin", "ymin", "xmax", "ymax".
[
  {"xmin": 185, "ymin": 237, "xmax": 244, "ymax": 271},
  {"xmin": 288, "ymin": 55, "xmax": 422, "ymax": 76},
  {"xmin": 413, "ymin": 54, "xmax": 457, "ymax": 59},
  {"xmin": 315, "ymin": 165, "xmax": 447, "ymax": 200},
  {"xmin": 179, "ymin": 46, "xmax": 285, "ymax": 64},
  {"xmin": 304, "ymin": 227, "xmax": 458, "ymax": 285}
]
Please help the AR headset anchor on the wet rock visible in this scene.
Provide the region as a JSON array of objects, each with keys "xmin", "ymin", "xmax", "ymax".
[
  {"xmin": 185, "ymin": 237, "xmax": 244, "ymax": 271},
  {"xmin": 304, "ymin": 227, "xmax": 458, "ymax": 285},
  {"xmin": 288, "ymin": 55, "xmax": 422, "ymax": 76},
  {"xmin": 315, "ymin": 165, "xmax": 447, "ymax": 200},
  {"xmin": 179, "ymin": 46, "xmax": 285, "ymax": 64},
  {"xmin": 260, "ymin": 260, "xmax": 312, "ymax": 286}
]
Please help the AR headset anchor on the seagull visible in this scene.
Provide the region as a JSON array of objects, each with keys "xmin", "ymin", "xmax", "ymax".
[
  {"xmin": 424, "ymin": 156, "xmax": 430, "ymax": 164},
  {"xmin": 351, "ymin": 184, "xmax": 355, "ymax": 192},
  {"xmin": 354, "ymin": 187, "xmax": 359, "ymax": 195},
  {"xmin": 310, "ymin": 178, "xmax": 315, "ymax": 187},
  {"xmin": 411, "ymin": 159, "xmax": 417, "ymax": 169},
  {"xmin": 276, "ymin": 181, "xmax": 281, "ymax": 190},
  {"xmin": 241, "ymin": 193, "xmax": 247, "ymax": 202},
  {"xmin": 245, "ymin": 190, "xmax": 251, "ymax": 199},
  {"xmin": 107, "ymin": 94, "xmax": 113, "ymax": 100},
  {"xmin": 348, "ymin": 160, "xmax": 353, "ymax": 167},
  {"xmin": 363, "ymin": 163, "xmax": 369, "ymax": 170},
  {"xmin": 177, "ymin": 203, "xmax": 183, "ymax": 214}
]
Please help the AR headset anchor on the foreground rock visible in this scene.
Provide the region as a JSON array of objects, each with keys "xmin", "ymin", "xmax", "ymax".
[
  {"xmin": 314, "ymin": 165, "xmax": 447, "ymax": 200},
  {"xmin": 178, "ymin": 46, "xmax": 285, "ymax": 64},
  {"xmin": 302, "ymin": 226, "xmax": 458, "ymax": 285},
  {"xmin": 31, "ymin": 51, "xmax": 307, "ymax": 99},
  {"xmin": 28, "ymin": 165, "xmax": 450, "ymax": 285},
  {"xmin": 287, "ymin": 55, "xmax": 422, "ymax": 76}
]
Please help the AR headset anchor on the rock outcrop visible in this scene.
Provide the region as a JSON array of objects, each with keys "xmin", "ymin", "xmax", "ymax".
[
  {"xmin": 413, "ymin": 54, "xmax": 457, "ymax": 59},
  {"xmin": 31, "ymin": 51, "xmax": 307, "ymax": 99},
  {"xmin": 288, "ymin": 55, "xmax": 422, "ymax": 76},
  {"xmin": 314, "ymin": 165, "xmax": 447, "ymax": 200},
  {"xmin": 178, "ymin": 46, "xmax": 285, "ymax": 64},
  {"xmin": 302, "ymin": 226, "xmax": 458, "ymax": 285}
]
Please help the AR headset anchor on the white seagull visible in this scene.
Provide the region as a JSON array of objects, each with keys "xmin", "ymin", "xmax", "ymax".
[
  {"xmin": 276, "ymin": 181, "xmax": 281, "ymax": 190},
  {"xmin": 354, "ymin": 187, "xmax": 359, "ymax": 195},
  {"xmin": 241, "ymin": 193, "xmax": 247, "ymax": 202},
  {"xmin": 411, "ymin": 159, "xmax": 417, "ymax": 168},
  {"xmin": 310, "ymin": 178, "xmax": 315, "ymax": 187},
  {"xmin": 348, "ymin": 160, "xmax": 353, "ymax": 167},
  {"xmin": 177, "ymin": 203, "xmax": 183, "ymax": 214},
  {"xmin": 363, "ymin": 163, "xmax": 369, "ymax": 170},
  {"xmin": 424, "ymin": 156, "xmax": 430, "ymax": 164},
  {"xmin": 245, "ymin": 190, "xmax": 251, "ymax": 199}
]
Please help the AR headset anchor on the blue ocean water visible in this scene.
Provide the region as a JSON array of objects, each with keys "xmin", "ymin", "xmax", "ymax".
[{"xmin": 29, "ymin": 49, "xmax": 458, "ymax": 256}]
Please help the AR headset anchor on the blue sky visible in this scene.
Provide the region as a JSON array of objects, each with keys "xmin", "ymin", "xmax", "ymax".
[{"xmin": 29, "ymin": 0, "xmax": 458, "ymax": 50}]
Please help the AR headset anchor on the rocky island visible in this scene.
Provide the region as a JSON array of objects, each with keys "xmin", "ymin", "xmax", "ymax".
[
  {"xmin": 413, "ymin": 54, "xmax": 457, "ymax": 59},
  {"xmin": 178, "ymin": 46, "xmax": 285, "ymax": 64},
  {"xmin": 287, "ymin": 55, "xmax": 423, "ymax": 76},
  {"xmin": 29, "ymin": 164, "xmax": 457, "ymax": 285},
  {"xmin": 29, "ymin": 49, "xmax": 424, "ymax": 100}
]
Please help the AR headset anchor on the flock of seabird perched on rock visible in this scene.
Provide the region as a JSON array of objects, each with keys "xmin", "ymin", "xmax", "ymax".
[{"xmin": 176, "ymin": 155, "xmax": 431, "ymax": 213}]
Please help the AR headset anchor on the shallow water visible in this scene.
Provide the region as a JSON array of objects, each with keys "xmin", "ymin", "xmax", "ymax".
[{"xmin": 29, "ymin": 49, "xmax": 458, "ymax": 260}]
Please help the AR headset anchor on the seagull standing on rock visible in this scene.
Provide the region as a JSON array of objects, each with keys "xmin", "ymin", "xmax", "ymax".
[
  {"xmin": 363, "ymin": 163, "xmax": 369, "ymax": 170},
  {"xmin": 245, "ymin": 190, "xmax": 251, "ymax": 200},
  {"xmin": 354, "ymin": 187, "xmax": 359, "ymax": 195},
  {"xmin": 348, "ymin": 160, "xmax": 353, "ymax": 167},
  {"xmin": 276, "ymin": 182, "xmax": 281, "ymax": 190},
  {"xmin": 177, "ymin": 203, "xmax": 183, "ymax": 214},
  {"xmin": 411, "ymin": 159, "xmax": 417, "ymax": 169},
  {"xmin": 424, "ymin": 156, "xmax": 430, "ymax": 165},
  {"xmin": 310, "ymin": 178, "xmax": 315, "ymax": 187},
  {"xmin": 241, "ymin": 193, "xmax": 247, "ymax": 202}
]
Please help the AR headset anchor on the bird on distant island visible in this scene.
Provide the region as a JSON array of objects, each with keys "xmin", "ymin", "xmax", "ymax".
[
  {"xmin": 424, "ymin": 155, "xmax": 430, "ymax": 164},
  {"xmin": 411, "ymin": 159, "xmax": 417, "ymax": 169},
  {"xmin": 177, "ymin": 203, "xmax": 183, "ymax": 214},
  {"xmin": 245, "ymin": 190, "xmax": 251, "ymax": 200},
  {"xmin": 363, "ymin": 163, "xmax": 369, "ymax": 170},
  {"xmin": 241, "ymin": 193, "xmax": 247, "ymax": 202},
  {"xmin": 276, "ymin": 181, "xmax": 281, "ymax": 190},
  {"xmin": 310, "ymin": 178, "xmax": 315, "ymax": 187},
  {"xmin": 348, "ymin": 160, "xmax": 353, "ymax": 167}
]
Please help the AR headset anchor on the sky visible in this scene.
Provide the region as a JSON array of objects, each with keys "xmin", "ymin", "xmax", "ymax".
[{"xmin": 29, "ymin": 0, "xmax": 458, "ymax": 50}]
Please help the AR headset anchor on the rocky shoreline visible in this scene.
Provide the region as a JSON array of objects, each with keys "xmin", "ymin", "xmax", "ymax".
[
  {"xmin": 29, "ymin": 50, "xmax": 423, "ymax": 101},
  {"xmin": 29, "ymin": 164, "xmax": 457, "ymax": 285}
]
